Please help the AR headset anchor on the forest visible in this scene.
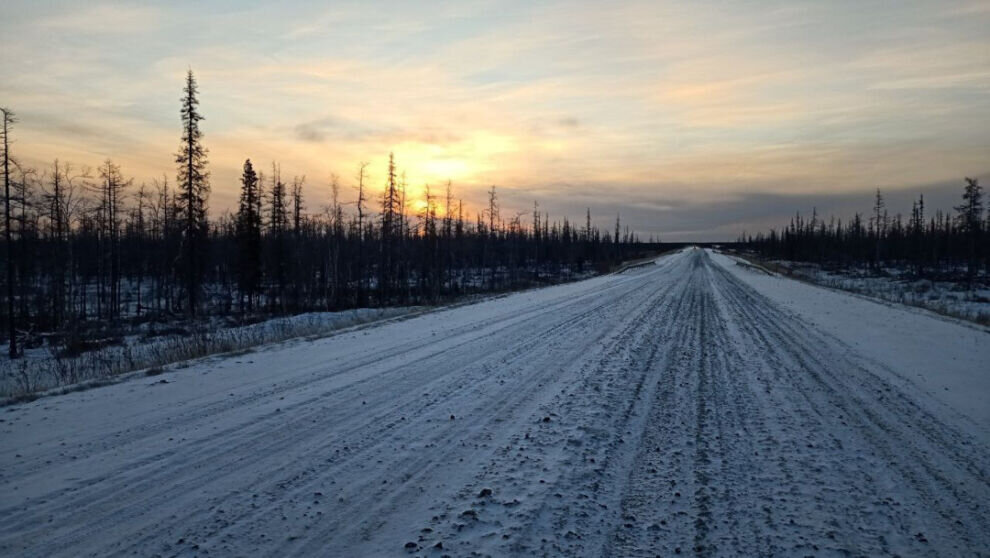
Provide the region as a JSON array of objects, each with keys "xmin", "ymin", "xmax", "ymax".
[
  {"xmin": 740, "ymin": 180, "xmax": 988, "ymax": 281},
  {"xmin": 0, "ymin": 71, "xmax": 655, "ymax": 360}
]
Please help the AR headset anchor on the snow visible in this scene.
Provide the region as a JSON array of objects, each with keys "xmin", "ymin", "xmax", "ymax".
[
  {"xmin": 0, "ymin": 306, "xmax": 424, "ymax": 397},
  {"xmin": 716, "ymin": 250, "xmax": 990, "ymax": 429},
  {"xmin": 1, "ymin": 247, "xmax": 988, "ymax": 556},
  {"xmin": 760, "ymin": 259, "xmax": 990, "ymax": 325}
]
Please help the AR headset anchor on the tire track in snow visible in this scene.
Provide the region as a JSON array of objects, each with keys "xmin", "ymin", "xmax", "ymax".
[
  {"xmin": 1, "ymin": 272, "xmax": 655, "ymax": 555},
  {"xmin": 604, "ymin": 249, "xmax": 990, "ymax": 557},
  {"xmin": 708, "ymin": 256, "xmax": 990, "ymax": 555},
  {"xmin": 2, "ymin": 248, "xmax": 988, "ymax": 557}
]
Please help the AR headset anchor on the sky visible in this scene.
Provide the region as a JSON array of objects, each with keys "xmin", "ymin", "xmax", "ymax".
[{"xmin": 1, "ymin": 0, "xmax": 988, "ymax": 241}]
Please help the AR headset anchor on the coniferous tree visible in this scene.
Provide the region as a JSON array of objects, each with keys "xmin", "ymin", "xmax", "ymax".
[
  {"xmin": 236, "ymin": 159, "xmax": 262, "ymax": 311},
  {"xmin": 131, "ymin": 183, "xmax": 150, "ymax": 317},
  {"xmin": 871, "ymin": 188, "xmax": 886, "ymax": 269},
  {"xmin": 379, "ymin": 153, "xmax": 400, "ymax": 305},
  {"xmin": 268, "ymin": 163, "xmax": 287, "ymax": 312},
  {"xmin": 290, "ymin": 175, "xmax": 305, "ymax": 309},
  {"xmin": 175, "ymin": 70, "xmax": 210, "ymax": 316},
  {"xmin": 955, "ymin": 177, "xmax": 984, "ymax": 282},
  {"xmin": 909, "ymin": 194, "xmax": 925, "ymax": 277},
  {"xmin": 1, "ymin": 91, "xmax": 662, "ymax": 356},
  {"xmin": 744, "ymin": 178, "xmax": 988, "ymax": 285}
]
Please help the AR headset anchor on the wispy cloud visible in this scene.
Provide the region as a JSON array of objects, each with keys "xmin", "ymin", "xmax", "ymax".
[
  {"xmin": 36, "ymin": 3, "xmax": 162, "ymax": 34},
  {"xmin": 1, "ymin": 0, "xmax": 988, "ymax": 238}
]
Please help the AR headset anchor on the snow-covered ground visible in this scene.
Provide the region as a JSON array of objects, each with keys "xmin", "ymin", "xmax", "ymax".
[
  {"xmin": 1, "ymin": 248, "xmax": 987, "ymax": 557},
  {"xmin": 0, "ymin": 307, "xmax": 423, "ymax": 398},
  {"xmin": 719, "ymin": 251, "xmax": 990, "ymax": 428},
  {"xmin": 758, "ymin": 259, "xmax": 990, "ymax": 325}
]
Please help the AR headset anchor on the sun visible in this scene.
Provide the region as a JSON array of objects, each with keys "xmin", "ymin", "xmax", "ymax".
[
  {"xmin": 410, "ymin": 198, "xmax": 430, "ymax": 214},
  {"xmin": 391, "ymin": 130, "xmax": 518, "ymax": 188}
]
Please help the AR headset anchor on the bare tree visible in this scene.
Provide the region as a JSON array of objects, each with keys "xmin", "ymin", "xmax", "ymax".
[
  {"xmin": 486, "ymin": 185, "xmax": 499, "ymax": 290},
  {"xmin": 2, "ymin": 107, "xmax": 17, "ymax": 356},
  {"xmin": 326, "ymin": 173, "xmax": 343, "ymax": 308},
  {"xmin": 93, "ymin": 159, "xmax": 130, "ymax": 320},
  {"xmin": 354, "ymin": 161, "xmax": 369, "ymax": 306}
]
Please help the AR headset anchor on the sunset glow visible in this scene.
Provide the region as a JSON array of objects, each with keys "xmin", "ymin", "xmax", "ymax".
[
  {"xmin": 2, "ymin": 5, "xmax": 989, "ymax": 554},
  {"xmin": 2, "ymin": 1, "xmax": 988, "ymax": 239}
]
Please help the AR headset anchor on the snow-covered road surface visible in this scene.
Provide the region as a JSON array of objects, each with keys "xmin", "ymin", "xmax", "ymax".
[{"xmin": 2, "ymin": 248, "xmax": 988, "ymax": 557}]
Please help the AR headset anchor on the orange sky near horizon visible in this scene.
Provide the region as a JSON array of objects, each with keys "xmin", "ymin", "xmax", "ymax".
[{"xmin": 2, "ymin": 1, "xmax": 989, "ymax": 240}]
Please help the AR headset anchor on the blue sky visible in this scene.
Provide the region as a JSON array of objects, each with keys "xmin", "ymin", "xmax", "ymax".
[{"xmin": 2, "ymin": 0, "xmax": 988, "ymax": 239}]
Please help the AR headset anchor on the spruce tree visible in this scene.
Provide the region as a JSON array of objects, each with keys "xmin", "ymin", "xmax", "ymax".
[
  {"xmin": 872, "ymin": 188, "xmax": 885, "ymax": 269},
  {"xmin": 269, "ymin": 163, "xmax": 287, "ymax": 311},
  {"xmin": 236, "ymin": 159, "xmax": 261, "ymax": 311},
  {"xmin": 175, "ymin": 70, "xmax": 210, "ymax": 316},
  {"xmin": 955, "ymin": 177, "xmax": 984, "ymax": 282},
  {"xmin": 379, "ymin": 153, "xmax": 400, "ymax": 305}
]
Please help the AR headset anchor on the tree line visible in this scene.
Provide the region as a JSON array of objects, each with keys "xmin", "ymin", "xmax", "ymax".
[
  {"xmin": 0, "ymin": 71, "xmax": 653, "ymax": 357},
  {"xmin": 740, "ymin": 179, "xmax": 988, "ymax": 281}
]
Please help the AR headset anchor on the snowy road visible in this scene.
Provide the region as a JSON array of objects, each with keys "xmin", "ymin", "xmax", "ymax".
[{"xmin": 2, "ymin": 248, "xmax": 989, "ymax": 557}]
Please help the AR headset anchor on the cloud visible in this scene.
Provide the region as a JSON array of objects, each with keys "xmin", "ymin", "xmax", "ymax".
[
  {"xmin": 519, "ymin": 172, "xmax": 990, "ymax": 242},
  {"xmin": 292, "ymin": 116, "xmax": 383, "ymax": 143},
  {"xmin": 1, "ymin": 0, "xmax": 988, "ymax": 239},
  {"xmin": 37, "ymin": 3, "xmax": 162, "ymax": 34}
]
